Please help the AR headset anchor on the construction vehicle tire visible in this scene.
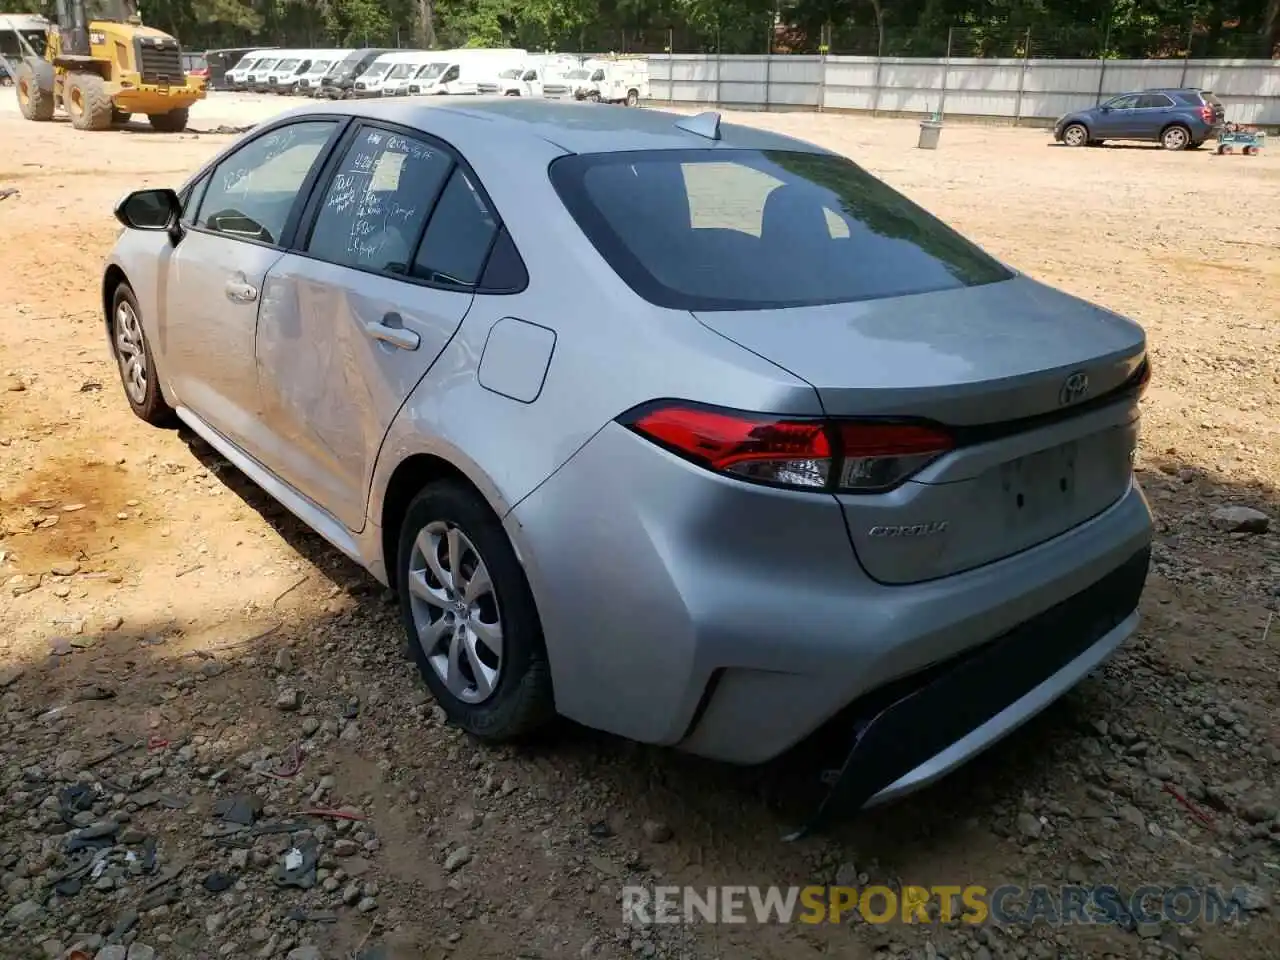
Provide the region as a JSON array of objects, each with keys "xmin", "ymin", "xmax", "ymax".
[
  {"xmin": 16, "ymin": 59, "xmax": 55, "ymax": 122},
  {"xmin": 112, "ymin": 108, "xmax": 132, "ymax": 125},
  {"xmin": 147, "ymin": 108, "xmax": 189, "ymax": 133},
  {"xmin": 66, "ymin": 73, "xmax": 114, "ymax": 131}
]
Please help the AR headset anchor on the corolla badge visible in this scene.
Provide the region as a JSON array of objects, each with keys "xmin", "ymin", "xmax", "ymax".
[{"xmin": 868, "ymin": 521, "xmax": 949, "ymax": 538}]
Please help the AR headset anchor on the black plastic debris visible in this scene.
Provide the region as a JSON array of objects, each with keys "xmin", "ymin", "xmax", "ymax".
[
  {"xmin": 54, "ymin": 877, "xmax": 82, "ymax": 897},
  {"xmin": 203, "ymin": 870, "xmax": 236, "ymax": 893},
  {"xmin": 65, "ymin": 820, "xmax": 119, "ymax": 853},
  {"xmin": 58, "ymin": 782, "xmax": 99, "ymax": 825},
  {"xmin": 273, "ymin": 837, "xmax": 319, "ymax": 890},
  {"xmin": 212, "ymin": 793, "xmax": 263, "ymax": 826}
]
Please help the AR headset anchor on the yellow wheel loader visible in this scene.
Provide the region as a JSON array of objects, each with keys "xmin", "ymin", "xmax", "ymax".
[{"xmin": 11, "ymin": 1, "xmax": 205, "ymax": 132}]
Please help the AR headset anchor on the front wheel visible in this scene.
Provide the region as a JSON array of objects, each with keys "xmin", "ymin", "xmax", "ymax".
[
  {"xmin": 15, "ymin": 59, "xmax": 54, "ymax": 121},
  {"xmin": 65, "ymin": 72, "xmax": 114, "ymax": 130},
  {"xmin": 148, "ymin": 107, "xmax": 189, "ymax": 133},
  {"xmin": 109, "ymin": 283, "xmax": 175, "ymax": 426},
  {"xmin": 1061, "ymin": 123, "xmax": 1088, "ymax": 147},
  {"xmin": 397, "ymin": 481, "xmax": 555, "ymax": 742}
]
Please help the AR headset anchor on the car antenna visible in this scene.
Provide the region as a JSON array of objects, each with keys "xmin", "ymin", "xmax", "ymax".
[{"xmin": 674, "ymin": 111, "xmax": 722, "ymax": 141}]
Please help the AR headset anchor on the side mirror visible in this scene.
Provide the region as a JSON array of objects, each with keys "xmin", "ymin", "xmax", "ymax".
[
  {"xmin": 115, "ymin": 188, "xmax": 181, "ymax": 232},
  {"xmin": 1099, "ymin": 105, "xmax": 1112, "ymax": 113}
]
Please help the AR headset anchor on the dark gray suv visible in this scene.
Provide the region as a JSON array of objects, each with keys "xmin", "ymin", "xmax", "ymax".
[{"xmin": 1053, "ymin": 88, "xmax": 1226, "ymax": 150}]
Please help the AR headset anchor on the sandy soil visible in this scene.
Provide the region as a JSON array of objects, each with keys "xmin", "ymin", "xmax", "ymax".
[{"xmin": 1, "ymin": 91, "xmax": 1279, "ymax": 960}]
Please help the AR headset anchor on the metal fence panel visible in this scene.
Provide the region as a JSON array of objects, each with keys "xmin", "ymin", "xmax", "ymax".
[{"xmin": 640, "ymin": 54, "xmax": 1280, "ymax": 127}]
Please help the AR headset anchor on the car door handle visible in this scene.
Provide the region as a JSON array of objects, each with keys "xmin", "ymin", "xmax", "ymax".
[
  {"xmin": 364, "ymin": 320, "xmax": 419, "ymax": 351},
  {"xmin": 225, "ymin": 280, "xmax": 258, "ymax": 303}
]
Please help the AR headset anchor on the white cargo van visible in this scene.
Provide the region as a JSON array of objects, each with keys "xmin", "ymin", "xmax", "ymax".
[
  {"xmin": 243, "ymin": 53, "xmax": 288, "ymax": 92},
  {"xmin": 351, "ymin": 51, "xmax": 420, "ymax": 97},
  {"xmin": 267, "ymin": 50, "xmax": 347, "ymax": 94},
  {"xmin": 223, "ymin": 50, "xmax": 276, "ymax": 91},
  {"xmin": 379, "ymin": 51, "xmax": 438, "ymax": 97},
  {"xmin": 477, "ymin": 54, "xmax": 580, "ymax": 97},
  {"xmin": 294, "ymin": 50, "xmax": 352, "ymax": 96},
  {"xmin": 406, "ymin": 48, "xmax": 527, "ymax": 96}
]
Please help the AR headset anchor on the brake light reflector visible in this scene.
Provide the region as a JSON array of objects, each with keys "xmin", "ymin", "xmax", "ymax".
[
  {"xmin": 621, "ymin": 403, "xmax": 954, "ymax": 494},
  {"xmin": 1200, "ymin": 105, "xmax": 1214, "ymax": 123}
]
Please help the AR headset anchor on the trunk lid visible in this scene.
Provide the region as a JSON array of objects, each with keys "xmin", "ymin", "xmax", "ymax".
[{"xmin": 695, "ymin": 276, "xmax": 1147, "ymax": 583}]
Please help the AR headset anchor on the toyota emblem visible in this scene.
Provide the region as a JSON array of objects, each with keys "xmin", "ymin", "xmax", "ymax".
[{"xmin": 1058, "ymin": 371, "xmax": 1090, "ymax": 406}]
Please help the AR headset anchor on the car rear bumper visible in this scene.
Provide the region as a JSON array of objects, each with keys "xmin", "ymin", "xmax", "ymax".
[
  {"xmin": 507, "ymin": 421, "xmax": 1153, "ymax": 766},
  {"xmin": 820, "ymin": 546, "xmax": 1145, "ymax": 820}
]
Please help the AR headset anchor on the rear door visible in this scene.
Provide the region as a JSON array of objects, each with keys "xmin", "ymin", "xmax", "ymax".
[
  {"xmin": 1134, "ymin": 93, "xmax": 1175, "ymax": 137},
  {"xmin": 255, "ymin": 123, "xmax": 503, "ymax": 531},
  {"xmin": 161, "ymin": 118, "xmax": 342, "ymax": 453}
]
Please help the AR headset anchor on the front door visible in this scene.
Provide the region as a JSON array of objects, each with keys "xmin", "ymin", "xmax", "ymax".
[
  {"xmin": 256, "ymin": 123, "xmax": 504, "ymax": 531},
  {"xmin": 161, "ymin": 119, "xmax": 341, "ymax": 451},
  {"xmin": 1096, "ymin": 93, "xmax": 1141, "ymax": 137}
]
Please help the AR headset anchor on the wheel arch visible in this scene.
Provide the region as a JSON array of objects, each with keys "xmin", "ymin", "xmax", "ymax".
[
  {"xmin": 378, "ymin": 453, "xmax": 510, "ymax": 595},
  {"xmin": 1161, "ymin": 121, "xmax": 1191, "ymax": 141},
  {"xmin": 1063, "ymin": 119, "xmax": 1090, "ymax": 139},
  {"xmin": 102, "ymin": 262, "xmax": 129, "ymax": 334}
]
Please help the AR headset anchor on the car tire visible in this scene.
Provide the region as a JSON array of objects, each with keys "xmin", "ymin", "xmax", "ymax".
[
  {"xmin": 396, "ymin": 481, "xmax": 555, "ymax": 742},
  {"xmin": 626, "ymin": 88, "xmax": 640, "ymax": 107},
  {"xmin": 1161, "ymin": 124, "xmax": 1191, "ymax": 151},
  {"xmin": 109, "ymin": 283, "xmax": 176, "ymax": 426},
  {"xmin": 1062, "ymin": 123, "xmax": 1088, "ymax": 147}
]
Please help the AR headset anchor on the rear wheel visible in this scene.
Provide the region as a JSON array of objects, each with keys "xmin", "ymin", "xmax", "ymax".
[
  {"xmin": 396, "ymin": 481, "xmax": 555, "ymax": 742},
  {"xmin": 16, "ymin": 59, "xmax": 54, "ymax": 121},
  {"xmin": 1061, "ymin": 123, "xmax": 1088, "ymax": 147},
  {"xmin": 626, "ymin": 87, "xmax": 640, "ymax": 107},
  {"xmin": 148, "ymin": 107, "xmax": 189, "ymax": 133},
  {"xmin": 109, "ymin": 283, "xmax": 175, "ymax": 426},
  {"xmin": 65, "ymin": 73, "xmax": 114, "ymax": 131},
  {"xmin": 1161, "ymin": 124, "xmax": 1191, "ymax": 151}
]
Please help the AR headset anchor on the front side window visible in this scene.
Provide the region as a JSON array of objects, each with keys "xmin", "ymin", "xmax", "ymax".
[
  {"xmin": 550, "ymin": 149, "xmax": 1012, "ymax": 311},
  {"xmin": 1105, "ymin": 94, "xmax": 1140, "ymax": 109},
  {"xmin": 442, "ymin": 65, "xmax": 460, "ymax": 83},
  {"xmin": 196, "ymin": 121, "xmax": 337, "ymax": 246},
  {"xmin": 307, "ymin": 126, "xmax": 454, "ymax": 274}
]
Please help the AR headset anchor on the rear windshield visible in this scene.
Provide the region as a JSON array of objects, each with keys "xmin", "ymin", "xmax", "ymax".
[{"xmin": 550, "ymin": 149, "xmax": 1012, "ymax": 311}]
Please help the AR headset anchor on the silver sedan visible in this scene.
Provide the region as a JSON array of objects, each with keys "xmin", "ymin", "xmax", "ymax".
[{"xmin": 103, "ymin": 98, "xmax": 1153, "ymax": 816}]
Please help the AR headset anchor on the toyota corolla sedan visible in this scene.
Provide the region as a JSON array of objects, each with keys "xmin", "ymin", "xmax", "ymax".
[{"xmin": 103, "ymin": 98, "xmax": 1152, "ymax": 817}]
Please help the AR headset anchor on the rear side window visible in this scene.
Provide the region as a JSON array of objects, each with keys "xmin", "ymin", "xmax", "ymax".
[
  {"xmin": 1173, "ymin": 91, "xmax": 1200, "ymax": 105},
  {"xmin": 550, "ymin": 149, "xmax": 1011, "ymax": 311},
  {"xmin": 1136, "ymin": 94, "xmax": 1173, "ymax": 108},
  {"xmin": 412, "ymin": 168, "xmax": 499, "ymax": 288}
]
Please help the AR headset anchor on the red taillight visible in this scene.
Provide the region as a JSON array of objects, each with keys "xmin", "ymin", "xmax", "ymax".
[
  {"xmin": 622, "ymin": 403, "xmax": 953, "ymax": 494},
  {"xmin": 1200, "ymin": 105, "xmax": 1213, "ymax": 123}
]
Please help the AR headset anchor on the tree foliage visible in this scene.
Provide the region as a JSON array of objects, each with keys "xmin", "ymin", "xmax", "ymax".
[{"xmin": 0, "ymin": 0, "xmax": 1275, "ymax": 57}]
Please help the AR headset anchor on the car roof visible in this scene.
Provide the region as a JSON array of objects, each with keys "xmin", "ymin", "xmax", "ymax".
[{"xmin": 285, "ymin": 97, "xmax": 832, "ymax": 156}]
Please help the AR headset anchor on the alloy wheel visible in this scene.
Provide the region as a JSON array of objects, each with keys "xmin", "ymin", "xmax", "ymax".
[
  {"xmin": 406, "ymin": 521, "xmax": 504, "ymax": 704},
  {"xmin": 114, "ymin": 300, "xmax": 148, "ymax": 404}
]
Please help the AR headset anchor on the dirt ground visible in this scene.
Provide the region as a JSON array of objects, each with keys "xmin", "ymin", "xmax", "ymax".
[{"xmin": 1, "ymin": 91, "xmax": 1278, "ymax": 960}]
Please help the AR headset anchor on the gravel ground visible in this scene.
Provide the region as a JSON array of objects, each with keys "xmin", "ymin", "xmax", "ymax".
[{"xmin": 1, "ymin": 92, "xmax": 1278, "ymax": 960}]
